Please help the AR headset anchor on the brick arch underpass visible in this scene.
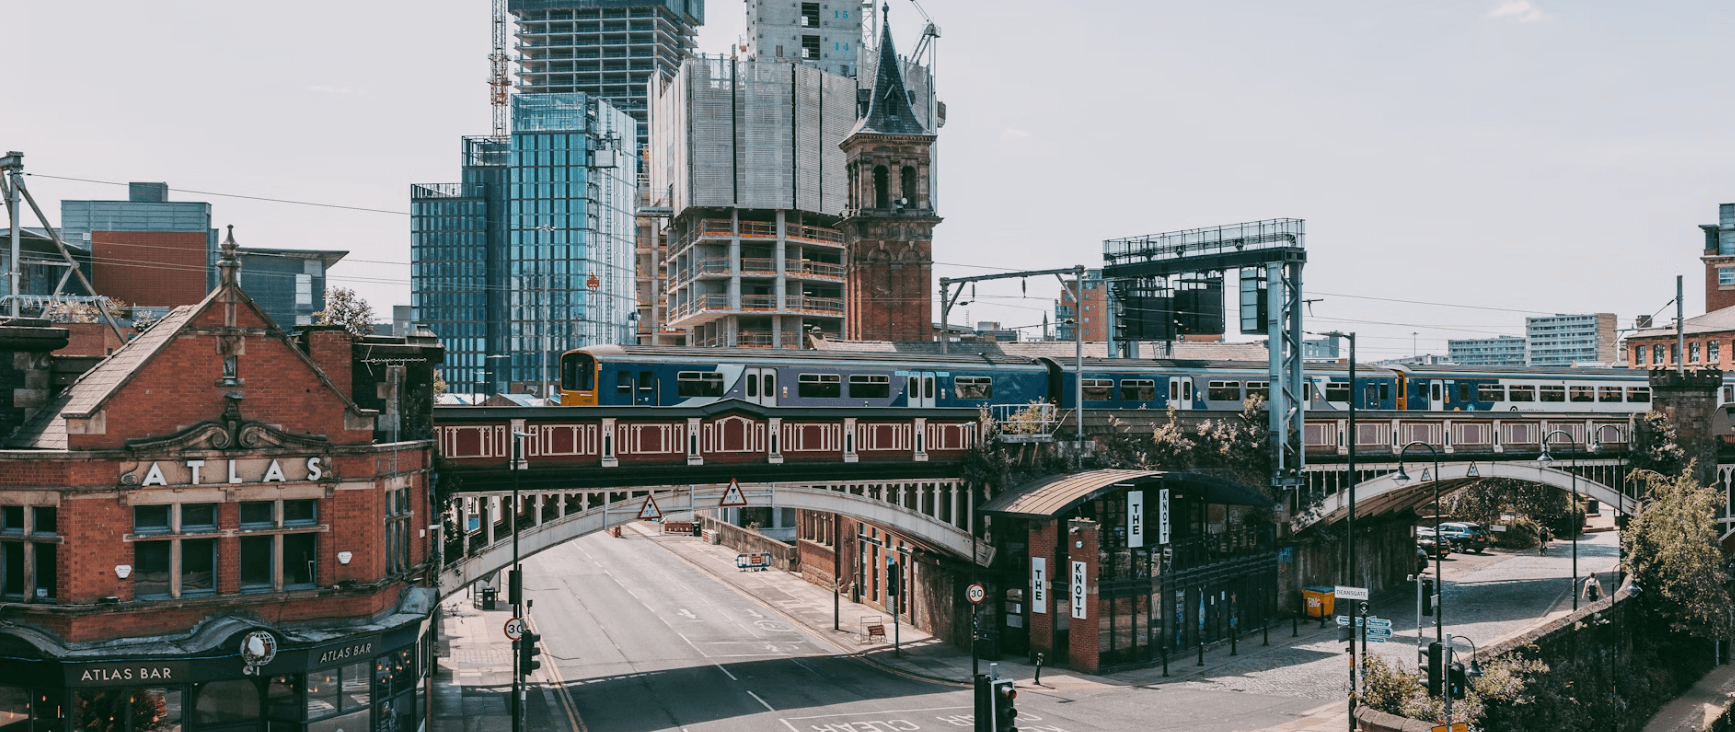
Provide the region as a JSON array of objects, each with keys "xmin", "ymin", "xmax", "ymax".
[
  {"xmin": 436, "ymin": 480, "xmax": 978, "ymax": 598},
  {"xmin": 1300, "ymin": 460, "xmax": 1631, "ymax": 529}
]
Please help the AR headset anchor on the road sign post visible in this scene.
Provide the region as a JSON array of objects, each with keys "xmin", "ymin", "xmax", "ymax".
[
  {"xmin": 504, "ymin": 617, "xmax": 525, "ymax": 641},
  {"xmin": 967, "ymin": 583, "xmax": 986, "ymax": 605}
]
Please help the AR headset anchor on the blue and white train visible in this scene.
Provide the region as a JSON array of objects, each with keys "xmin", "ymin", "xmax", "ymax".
[{"xmin": 557, "ymin": 345, "xmax": 1730, "ymax": 414}]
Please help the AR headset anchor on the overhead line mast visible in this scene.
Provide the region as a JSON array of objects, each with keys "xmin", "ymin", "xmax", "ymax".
[{"xmin": 490, "ymin": 0, "xmax": 510, "ymax": 140}]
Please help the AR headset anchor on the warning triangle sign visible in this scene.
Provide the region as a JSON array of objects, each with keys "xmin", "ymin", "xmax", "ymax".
[
  {"xmin": 637, "ymin": 495, "xmax": 663, "ymax": 520},
  {"xmin": 719, "ymin": 479, "xmax": 748, "ymax": 507}
]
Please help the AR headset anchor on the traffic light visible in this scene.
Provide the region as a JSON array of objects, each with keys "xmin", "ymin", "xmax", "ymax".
[
  {"xmin": 887, "ymin": 566, "xmax": 901, "ymax": 598},
  {"xmin": 991, "ymin": 678, "xmax": 1017, "ymax": 732},
  {"xmin": 1448, "ymin": 661, "xmax": 1468, "ymax": 699},
  {"xmin": 518, "ymin": 631, "xmax": 542, "ymax": 676},
  {"xmin": 973, "ymin": 675, "xmax": 991, "ymax": 731},
  {"xmin": 1421, "ymin": 578, "xmax": 1435, "ymax": 617},
  {"xmin": 1426, "ymin": 642, "xmax": 1444, "ymax": 697}
]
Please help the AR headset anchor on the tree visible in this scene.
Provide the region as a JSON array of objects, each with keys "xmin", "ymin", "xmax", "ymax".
[
  {"xmin": 1146, "ymin": 397, "xmax": 1274, "ymax": 501},
  {"xmin": 1444, "ymin": 477, "xmax": 1572, "ymax": 536},
  {"xmin": 1622, "ymin": 461, "xmax": 1733, "ymax": 639},
  {"xmin": 1629, "ymin": 410, "xmax": 1686, "ymax": 479},
  {"xmin": 314, "ymin": 287, "xmax": 375, "ymax": 337}
]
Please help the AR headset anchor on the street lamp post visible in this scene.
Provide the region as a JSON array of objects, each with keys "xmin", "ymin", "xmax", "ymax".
[
  {"xmin": 509, "ymin": 430, "xmax": 531, "ymax": 732},
  {"xmin": 1319, "ymin": 330, "xmax": 1358, "ymax": 731},
  {"xmin": 1540, "ymin": 430, "xmax": 1581, "ymax": 610},
  {"xmin": 1394, "ymin": 441, "xmax": 1444, "ymax": 646}
]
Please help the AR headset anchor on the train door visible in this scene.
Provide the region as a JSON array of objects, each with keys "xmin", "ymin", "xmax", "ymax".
[
  {"xmin": 635, "ymin": 370, "xmax": 658, "ymax": 405},
  {"xmin": 906, "ymin": 372, "xmax": 938, "ymax": 408},
  {"xmin": 1168, "ymin": 376, "xmax": 1194, "ymax": 410},
  {"xmin": 744, "ymin": 367, "xmax": 778, "ymax": 407}
]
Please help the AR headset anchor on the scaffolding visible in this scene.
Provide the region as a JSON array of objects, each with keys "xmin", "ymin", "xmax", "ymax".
[{"xmin": 1102, "ymin": 218, "xmax": 1307, "ymax": 489}]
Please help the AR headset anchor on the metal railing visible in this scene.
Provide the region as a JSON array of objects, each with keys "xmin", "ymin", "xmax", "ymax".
[
  {"xmin": 991, "ymin": 403, "xmax": 1061, "ymax": 440},
  {"xmin": 786, "ymin": 296, "xmax": 844, "ymax": 313},
  {"xmin": 674, "ymin": 219, "xmax": 848, "ymax": 251},
  {"xmin": 1103, "ymin": 218, "xmax": 1305, "ymax": 266}
]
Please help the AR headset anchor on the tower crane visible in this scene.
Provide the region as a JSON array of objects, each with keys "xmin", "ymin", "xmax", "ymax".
[
  {"xmin": 489, "ymin": 0, "xmax": 510, "ymax": 140},
  {"xmin": 908, "ymin": 0, "xmax": 940, "ymax": 67}
]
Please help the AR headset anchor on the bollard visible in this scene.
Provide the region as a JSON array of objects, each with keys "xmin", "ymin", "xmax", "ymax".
[
  {"xmin": 1163, "ymin": 642, "xmax": 1169, "ymax": 677},
  {"xmin": 1293, "ymin": 613, "xmax": 1299, "ymax": 637},
  {"xmin": 1264, "ymin": 618, "xmax": 1270, "ymax": 646},
  {"xmin": 1198, "ymin": 637, "xmax": 1205, "ymax": 666}
]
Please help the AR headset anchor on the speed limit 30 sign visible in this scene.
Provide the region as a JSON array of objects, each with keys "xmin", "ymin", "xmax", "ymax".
[
  {"xmin": 966, "ymin": 583, "xmax": 986, "ymax": 604},
  {"xmin": 504, "ymin": 617, "xmax": 525, "ymax": 641}
]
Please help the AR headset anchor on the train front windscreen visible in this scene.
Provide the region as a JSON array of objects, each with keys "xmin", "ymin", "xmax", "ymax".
[{"xmin": 559, "ymin": 351, "xmax": 597, "ymax": 405}]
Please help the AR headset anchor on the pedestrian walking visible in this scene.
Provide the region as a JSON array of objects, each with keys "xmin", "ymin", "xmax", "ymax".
[
  {"xmin": 1034, "ymin": 652, "xmax": 1045, "ymax": 686},
  {"xmin": 1539, "ymin": 526, "xmax": 1550, "ymax": 554},
  {"xmin": 1583, "ymin": 573, "xmax": 1603, "ymax": 603}
]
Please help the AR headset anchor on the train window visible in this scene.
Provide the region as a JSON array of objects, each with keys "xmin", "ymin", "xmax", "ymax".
[
  {"xmin": 954, "ymin": 376, "xmax": 993, "ymax": 399},
  {"xmin": 1184, "ymin": 380, "xmax": 1194, "ymax": 401},
  {"xmin": 1169, "ymin": 380, "xmax": 1180, "ymax": 401},
  {"xmin": 1598, "ymin": 387, "xmax": 1622, "ymax": 403},
  {"xmin": 1325, "ymin": 381, "xmax": 1350, "ymax": 402},
  {"xmin": 1364, "ymin": 384, "xmax": 1377, "ymax": 406},
  {"xmin": 1379, "ymin": 383, "xmax": 1389, "ymax": 401},
  {"xmin": 746, "ymin": 374, "xmax": 758, "ymax": 398},
  {"xmin": 798, "ymin": 373, "xmax": 842, "ymax": 398},
  {"xmin": 1627, "ymin": 386, "xmax": 1650, "ymax": 403},
  {"xmin": 1303, "ymin": 382, "xmax": 1313, "ymax": 400},
  {"xmin": 617, "ymin": 372, "xmax": 633, "ymax": 393},
  {"xmin": 676, "ymin": 372, "xmax": 725, "ymax": 397},
  {"xmin": 1568, "ymin": 386, "xmax": 1594, "ymax": 403},
  {"xmin": 1429, "ymin": 383, "xmax": 1441, "ymax": 402},
  {"xmin": 849, "ymin": 374, "xmax": 891, "ymax": 399},
  {"xmin": 1122, "ymin": 379, "xmax": 1156, "ymax": 401},
  {"xmin": 1509, "ymin": 385, "xmax": 1535, "ymax": 402},
  {"xmin": 1478, "ymin": 384, "xmax": 1505, "ymax": 402},
  {"xmin": 1207, "ymin": 381, "xmax": 1241, "ymax": 401},
  {"xmin": 1726, "ymin": 387, "xmax": 1734, "ymax": 404},
  {"xmin": 764, "ymin": 373, "xmax": 776, "ymax": 398},
  {"xmin": 1083, "ymin": 379, "xmax": 1114, "ymax": 401},
  {"xmin": 639, "ymin": 372, "xmax": 653, "ymax": 393},
  {"xmin": 1540, "ymin": 386, "xmax": 1566, "ymax": 402},
  {"xmin": 561, "ymin": 353, "xmax": 595, "ymax": 391},
  {"xmin": 1457, "ymin": 383, "xmax": 1470, "ymax": 402},
  {"xmin": 1246, "ymin": 381, "xmax": 1269, "ymax": 400}
]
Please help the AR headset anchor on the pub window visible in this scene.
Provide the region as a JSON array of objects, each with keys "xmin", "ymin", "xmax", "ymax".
[
  {"xmin": 307, "ymin": 669, "xmax": 340, "ymax": 719},
  {"xmin": 240, "ymin": 536, "xmax": 274, "ymax": 591},
  {"xmin": 1509, "ymin": 384, "xmax": 1536, "ymax": 401},
  {"xmin": 676, "ymin": 371, "xmax": 724, "ymax": 397},
  {"xmin": 241, "ymin": 501, "xmax": 275, "ymax": 528},
  {"xmin": 1206, "ymin": 381, "xmax": 1241, "ymax": 401},
  {"xmin": 954, "ymin": 376, "xmax": 993, "ymax": 399},
  {"xmin": 32, "ymin": 507, "xmax": 55, "ymax": 535},
  {"xmin": 1325, "ymin": 381, "xmax": 1351, "ymax": 402},
  {"xmin": 798, "ymin": 373, "xmax": 842, "ymax": 398},
  {"xmin": 0, "ymin": 506, "xmax": 17, "ymax": 534},
  {"xmin": 340, "ymin": 660, "xmax": 371, "ymax": 711},
  {"xmin": 1122, "ymin": 379, "xmax": 1156, "ymax": 401},
  {"xmin": 1478, "ymin": 383, "xmax": 1505, "ymax": 401},
  {"xmin": 848, "ymin": 374, "xmax": 891, "ymax": 399},
  {"xmin": 1083, "ymin": 378, "xmax": 1115, "ymax": 401},
  {"xmin": 267, "ymin": 676, "xmax": 300, "ymax": 721},
  {"xmin": 1627, "ymin": 386, "xmax": 1651, "ymax": 402},
  {"xmin": 284, "ymin": 500, "xmax": 318, "ymax": 527},
  {"xmin": 180, "ymin": 538, "xmax": 216, "ymax": 595},
  {"xmin": 1568, "ymin": 386, "xmax": 1595, "ymax": 402},
  {"xmin": 134, "ymin": 541, "xmax": 172, "ymax": 598},
  {"xmin": 181, "ymin": 503, "xmax": 218, "ymax": 533},
  {"xmin": 134, "ymin": 505, "xmax": 171, "ymax": 535},
  {"xmin": 1598, "ymin": 386, "xmax": 1623, "ymax": 403},
  {"xmin": 284, "ymin": 533, "xmax": 318, "ymax": 589},
  {"xmin": 1540, "ymin": 385, "xmax": 1566, "ymax": 402},
  {"xmin": 194, "ymin": 680, "xmax": 260, "ymax": 725}
]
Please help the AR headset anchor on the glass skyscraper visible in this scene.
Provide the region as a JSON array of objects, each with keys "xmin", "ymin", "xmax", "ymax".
[{"xmin": 412, "ymin": 93, "xmax": 637, "ymax": 397}]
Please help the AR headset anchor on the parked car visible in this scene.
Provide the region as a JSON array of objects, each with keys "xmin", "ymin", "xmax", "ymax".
[
  {"xmin": 1417, "ymin": 528, "xmax": 1451, "ymax": 561},
  {"xmin": 1437, "ymin": 522, "xmax": 1491, "ymax": 554}
]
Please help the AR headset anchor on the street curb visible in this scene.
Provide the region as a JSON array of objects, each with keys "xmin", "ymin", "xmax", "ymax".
[{"xmin": 629, "ymin": 525, "xmax": 977, "ymax": 688}]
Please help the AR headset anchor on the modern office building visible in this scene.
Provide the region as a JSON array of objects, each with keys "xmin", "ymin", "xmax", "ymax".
[
  {"xmin": 412, "ymin": 93, "xmax": 638, "ymax": 396},
  {"xmin": 59, "ymin": 183, "xmax": 216, "ymax": 308},
  {"xmin": 235, "ymin": 247, "xmax": 346, "ymax": 332},
  {"xmin": 1525, "ymin": 313, "xmax": 1617, "ymax": 367},
  {"xmin": 1447, "ymin": 335, "xmax": 1528, "ymax": 366},
  {"xmin": 742, "ymin": 0, "xmax": 865, "ymax": 79},
  {"xmin": 509, "ymin": 0, "xmax": 703, "ymax": 154}
]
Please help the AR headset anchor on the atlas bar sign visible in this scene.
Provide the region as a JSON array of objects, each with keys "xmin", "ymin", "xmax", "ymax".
[
  {"xmin": 67, "ymin": 661, "xmax": 190, "ymax": 687},
  {"xmin": 135, "ymin": 457, "xmax": 327, "ymax": 487}
]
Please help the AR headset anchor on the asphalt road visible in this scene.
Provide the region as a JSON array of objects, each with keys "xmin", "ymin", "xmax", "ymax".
[{"xmin": 521, "ymin": 532, "xmax": 1320, "ymax": 732}]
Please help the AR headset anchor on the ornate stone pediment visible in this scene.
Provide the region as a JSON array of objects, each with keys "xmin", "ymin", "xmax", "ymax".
[{"xmin": 126, "ymin": 393, "xmax": 330, "ymax": 453}]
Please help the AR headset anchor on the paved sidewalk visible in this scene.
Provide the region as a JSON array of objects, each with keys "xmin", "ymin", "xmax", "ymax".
[
  {"xmin": 430, "ymin": 593, "xmax": 570, "ymax": 732},
  {"xmin": 1644, "ymin": 664, "xmax": 1735, "ymax": 732}
]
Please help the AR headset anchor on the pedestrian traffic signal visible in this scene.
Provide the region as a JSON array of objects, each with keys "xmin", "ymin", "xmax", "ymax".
[
  {"xmin": 990, "ymin": 678, "xmax": 1017, "ymax": 732},
  {"xmin": 519, "ymin": 631, "xmax": 542, "ymax": 676},
  {"xmin": 1426, "ymin": 642, "xmax": 1444, "ymax": 697},
  {"xmin": 1448, "ymin": 661, "xmax": 1468, "ymax": 699},
  {"xmin": 1421, "ymin": 578, "xmax": 1434, "ymax": 617}
]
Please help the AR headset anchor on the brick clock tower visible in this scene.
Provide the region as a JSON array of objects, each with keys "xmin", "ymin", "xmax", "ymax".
[{"xmin": 839, "ymin": 9, "xmax": 941, "ymax": 342}]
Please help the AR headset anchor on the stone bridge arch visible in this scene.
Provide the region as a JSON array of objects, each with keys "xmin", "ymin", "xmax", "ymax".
[
  {"xmin": 436, "ymin": 481, "xmax": 978, "ymax": 598},
  {"xmin": 1302, "ymin": 460, "xmax": 1631, "ymax": 529}
]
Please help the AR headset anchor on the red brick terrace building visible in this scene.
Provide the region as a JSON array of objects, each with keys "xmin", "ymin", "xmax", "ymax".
[{"xmin": 0, "ymin": 229, "xmax": 443, "ymax": 732}]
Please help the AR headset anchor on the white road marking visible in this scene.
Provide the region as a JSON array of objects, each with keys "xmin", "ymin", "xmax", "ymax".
[
  {"xmin": 784, "ymin": 706, "xmax": 971, "ymax": 720},
  {"xmin": 747, "ymin": 690, "xmax": 775, "ymax": 711},
  {"xmin": 676, "ymin": 632, "xmax": 740, "ymax": 680}
]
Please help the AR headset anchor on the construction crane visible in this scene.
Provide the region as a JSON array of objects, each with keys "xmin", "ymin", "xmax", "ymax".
[
  {"xmin": 908, "ymin": 0, "xmax": 940, "ymax": 67},
  {"xmin": 489, "ymin": 0, "xmax": 510, "ymax": 140}
]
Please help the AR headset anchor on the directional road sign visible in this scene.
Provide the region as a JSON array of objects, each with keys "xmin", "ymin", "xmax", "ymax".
[
  {"xmin": 1336, "ymin": 616, "xmax": 1364, "ymax": 627},
  {"xmin": 1367, "ymin": 617, "xmax": 1393, "ymax": 630}
]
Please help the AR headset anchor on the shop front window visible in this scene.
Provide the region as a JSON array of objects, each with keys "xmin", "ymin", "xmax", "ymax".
[
  {"xmin": 339, "ymin": 663, "xmax": 369, "ymax": 712},
  {"xmin": 266, "ymin": 677, "xmax": 298, "ymax": 722},
  {"xmin": 192, "ymin": 680, "xmax": 258, "ymax": 725},
  {"xmin": 306, "ymin": 670, "xmax": 339, "ymax": 720},
  {"xmin": 0, "ymin": 686, "xmax": 27, "ymax": 732},
  {"xmin": 73, "ymin": 688, "xmax": 179, "ymax": 732}
]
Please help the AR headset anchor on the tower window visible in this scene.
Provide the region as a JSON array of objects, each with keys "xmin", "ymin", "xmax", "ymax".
[
  {"xmin": 901, "ymin": 166, "xmax": 917, "ymax": 207},
  {"xmin": 802, "ymin": 35, "xmax": 820, "ymax": 59},
  {"xmin": 801, "ymin": 3, "xmax": 820, "ymax": 27},
  {"xmin": 873, "ymin": 166, "xmax": 889, "ymax": 209}
]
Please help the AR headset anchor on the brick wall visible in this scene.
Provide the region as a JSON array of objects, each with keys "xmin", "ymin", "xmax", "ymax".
[
  {"xmin": 1067, "ymin": 519, "xmax": 1100, "ymax": 673},
  {"xmin": 91, "ymin": 231, "xmax": 209, "ymax": 307}
]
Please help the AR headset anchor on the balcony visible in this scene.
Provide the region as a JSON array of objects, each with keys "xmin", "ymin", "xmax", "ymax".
[
  {"xmin": 666, "ymin": 292, "xmax": 844, "ymax": 329},
  {"xmin": 673, "ymin": 219, "xmax": 847, "ymax": 252}
]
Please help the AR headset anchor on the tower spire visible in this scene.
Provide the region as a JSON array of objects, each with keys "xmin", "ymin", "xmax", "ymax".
[{"xmin": 851, "ymin": 5, "xmax": 929, "ymax": 137}]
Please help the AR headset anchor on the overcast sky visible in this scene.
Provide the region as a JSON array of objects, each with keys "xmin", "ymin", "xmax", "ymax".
[{"xmin": 11, "ymin": 0, "xmax": 1733, "ymax": 358}]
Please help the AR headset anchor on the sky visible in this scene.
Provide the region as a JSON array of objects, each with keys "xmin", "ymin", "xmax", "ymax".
[{"xmin": 10, "ymin": 0, "xmax": 1734, "ymax": 360}]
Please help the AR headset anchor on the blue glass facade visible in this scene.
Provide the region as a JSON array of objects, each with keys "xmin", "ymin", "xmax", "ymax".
[{"xmin": 412, "ymin": 93, "xmax": 637, "ymax": 396}]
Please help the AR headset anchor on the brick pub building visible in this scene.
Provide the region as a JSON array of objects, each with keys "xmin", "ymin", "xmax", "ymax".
[{"xmin": 0, "ymin": 230, "xmax": 444, "ymax": 732}]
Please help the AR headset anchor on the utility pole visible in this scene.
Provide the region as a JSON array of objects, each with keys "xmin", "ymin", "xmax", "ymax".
[
  {"xmin": 510, "ymin": 431, "xmax": 529, "ymax": 732},
  {"xmin": 3, "ymin": 151, "xmax": 20, "ymax": 318},
  {"xmin": 1072, "ymin": 266, "xmax": 1085, "ymax": 468},
  {"xmin": 1677, "ymin": 275, "xmax": 1685, "ymax": 375}
]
